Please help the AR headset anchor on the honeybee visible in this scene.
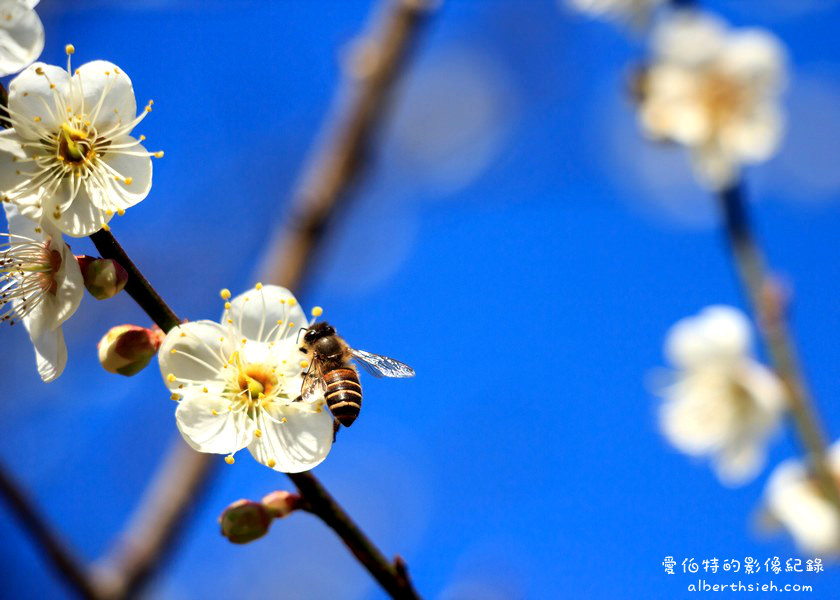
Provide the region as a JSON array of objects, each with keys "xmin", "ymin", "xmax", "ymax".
[{"xmin": 299, "ymin": 321, "xmax": 415, "ymax": 427}]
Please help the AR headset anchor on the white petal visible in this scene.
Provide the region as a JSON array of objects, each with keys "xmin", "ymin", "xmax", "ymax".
[
  {"xmin": 0, "ymin": 1, "xmax": 43, "ymax": 77},
  {"xmin": 720, "ymin": 30, "xmax": 787, "ymax": 96},
  {"xmin": 22, "ymin": 1, "xmax": 39, "ymax": 8},
  {"xmin": 665, "ymin": 305, "xmax": 751, "ymax": 368},
  {"xmin": 652, "ymin": 11, "xmax": 727, "ymax": 67},
  {"xmin": 70, "ymin": 60, "xmax": 137, "ymax": 133},
  {"xmin": 247, "ymin": 404, "xmax": 334, "ymax": 473},
  {"xmin": 3, "ymin": 199, "xmax": 43, "ymax": 239},
  {"xmin": 97, "ymin": 137, "xmax": 152, "ymax": 208},
  {"xmin": 0, "ymin": 128, "xmax": 27, "ymax": 158},
  {"xmin": 175, "ymin": 393, "xmax": 254, "ymax": 455},
  {"xmin": 227, "ymin": 285, "xmax": 307, "ymax": 343},
  {"xmin": 159, "ymin": 320, "xmax": 234, "ymax": 392},
  {"xmin": 42, "ymin": 178, "xmax": 110, "ymax": 237},
  {"xmin": 690, "ymin": 144, "xmax": 738, "ymax": 190},
  {"xmin": 29, "ymin": 326, "xmax": 67, "ymax": 382},
  {"xmin": 50, "ymin": 234, "xmax": 83, "ymax": 326},
  {"xmin": 713, "ymin": 440, "xmax": 763, "ymax": 486},
  {"xmin": 8, "ymin": 62, "xmax": 70, "ymax": 140},
  {"xmin": 720, "ymin": 103, "xmax": 784, "ymax": 163},
  {"xmin": 659, "ymin": 375, "xmax": 734, "ymax": 455},
  {"xmin": 0, "ymin": 132, "xmax": 45, "ymax": 208}
]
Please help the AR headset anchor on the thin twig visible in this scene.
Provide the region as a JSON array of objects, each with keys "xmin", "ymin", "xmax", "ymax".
[
  {"xmin": 0, "ymin": 464, "xmax": 101, "ymax": 600},
  {"xmin": 718, "ymin": 183, "xmax": 840, "ymax": 515}
]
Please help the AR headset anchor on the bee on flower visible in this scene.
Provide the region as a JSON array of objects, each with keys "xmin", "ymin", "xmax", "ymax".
[
  {"xmin": 764, "ymin": 442, "xmax": 840, "ymax": 556},
  {"xmin": 1, "ymin": 201, "xmax": 83, "ymax": 381},
  {"xmin": 634, "ymin": 11, "xmax": 787, "ymax": 189},
  {"xmin": 0, "ymin": 46, "xmax": 162, "ymax": 237},
  {"xmin": 656, "ymin": 306, "xmax": 785, "ymax": 485},
  {"xmin": 0, "ymin": 0, "xmax": 44, "ymax": 77},
  {"xmin": 158, "ymin": 284, "xmax": 334, "ymax": 473}
]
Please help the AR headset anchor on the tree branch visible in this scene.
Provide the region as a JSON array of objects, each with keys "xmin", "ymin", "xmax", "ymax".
[{"xmin": 718, "ymin": 183, "xmax": 840, "ymax": 517}]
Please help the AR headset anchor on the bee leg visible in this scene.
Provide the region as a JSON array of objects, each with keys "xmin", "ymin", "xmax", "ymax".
[{"xmin": 332, "ymin": 418, "xmax": 341, "ymax": 443}]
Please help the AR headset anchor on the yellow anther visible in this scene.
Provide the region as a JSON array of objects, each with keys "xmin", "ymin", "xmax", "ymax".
[
  {"xmin": 153, "ymin": 150, "xmax": 164, "ymax": 158},
  {"xmin": 105, "ymin": 210, "xmax": 114, "ymax": 217},
  {"xmin": 241, "ymin": 338, "xmax": 247, "ymax": 344},
  {"xmin": 139, "ymin": 135, "xmax": 146, "ymax": 141},
  {"xmin": 220, "ymin": 288, "xmax": 231, "ymax": 300},
  {"xmin": 179, "ymin": 332, "xmax": 186, "ymax": 337},
  {"xmin": 299, "ymin": 360, "xmax": 309, "ymax": 369},
  {"xmin": 124, "ymin": 177, "xmax": 133, "ymax": 185},
  {"xmin": 255, "ymin": 429, "xmax": 263, "ymax": 438},
  {"xmin": 311, "ymin": 306, "xmax": 323, "ymax": 317},
  {"xmin": 288, "ymin": 322, "xmax": 294, "ymax": 328},
  {"xmin": 170, "ymin": 349, "xmax": 177, "ymax": 354},
  {"xmin": 202, "ymin": 387, "xmax": 208, "ymax": 394},
  {"xmin": 280, "ymin": 299, "xmax": 285, "ymax": 304},
  {"xmin": 211, "ymin": 409, "xmax": 218, "ymax": 415},
  {"xmin": 33, "ymin": 116, "xmax": 41, "ymax": 122},
  {"xmin": 170, "ymin": 393, "xmax": 180, "ymax": 401},
  {"xmin": 224, "ymin": 302, "xmax": 231, "ymax": 310},
  {"xmin": 288, "ymin": 298, "xmax": 297, "ymax": 307},
  {"xmin": 267, "ymin": 459, "xmax": 276, "ymax": 468},
  {"xmin": 276, "ymin": 320, "xmax": 283, "ymax": 326},
  {"xmin": 49, "ymin": 84, "xmax": 55, "ymax": 89},
  {"xmin": 224, "ymin": 455, "xmax": 235, "ymax": 465},
  {"xmin": 255, "ymin": 282, "xmax": 263, "ymax": 290},
  {"xmin": 227, "ymin": 318, "xmax": 233, "ymax": 324},
  {"xmin": 65, "ymin": 44, "xmax": 75, "ymax": 55},
  {"xmin": 166, "ymin": 373, "xmax": 176, "ymax": 382},
  {"xmin": 281, "ymin": 417, "xmax": 287, "ymax": 424},
  {"xmin": 35, "ymin": 67, "xmax": 43, "ymax": 75},
  {"xmin": 101, "ymin": 223, "xmax": 110, "ymax": 232},
  {"xmin": 117, "ymin": 209, "xmax": 125, "ymax": 216}
]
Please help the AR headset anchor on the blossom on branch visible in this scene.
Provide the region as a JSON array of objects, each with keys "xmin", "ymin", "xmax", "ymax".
[
  {"xmin": 765, "ymin": 442, "xmax": 840, "ymax": 556},
  {"xmin": 567, "ymin": 0, "xmax": 665, "ymax": 24},
  {"xmin": 0, "ymin": 47, "xmax": 162, "ymax": 237},
  {"xmin": 635, "ymin": 11, "xmax": 787, "ymax": 189},
  {"xmin": 656, "ymin": 306, "xmax": 785, "ymax": 485},
  {"xmin": 0, "ymin": 0, "xmax": 43, "ymax": 77},
  {"xmin": 158, "ymin": 284, "xmax": 334, "ymax": 473},
  {"xmin": 1, "ymin": 202, "xmax": 82, "ymax": 381}
]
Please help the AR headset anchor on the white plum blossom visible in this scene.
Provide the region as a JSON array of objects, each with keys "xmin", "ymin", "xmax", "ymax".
[
  {"xmin": 0, "ymin": 48, "xmax": 162, "ymax": 237},
  {"xmin": 636, "ymin": 11, "xmax": 787, "ymax": 189},
  {"xmin": 0, "ymin": 0, "xmax": 43, "ymax": 77},
  {"xmin": 657, "ymin": 306, "xmax": 785, "ymax": 485},
  {"xmin": 1, "ymin": 201, "xmax": 83, "ymax": 381},
  {"xmin": 765, "ymin": 442, "xmax": 840, "ymax": 556},
  {"xmin": 159, "ymin": 284, "xmax": 334, "ymax": 473},
  {"xmin": 567, "ymin": 0, "xmax": 665, "ymax": 23}
]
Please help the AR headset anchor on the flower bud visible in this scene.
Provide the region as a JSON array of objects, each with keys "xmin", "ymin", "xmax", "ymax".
[
  {"xmin": 98, "ymin": 325, "xmax": 164, "ymax": 376},
  {"xmin": 77, "ymin": 255, "xmax": 128, "ymax": 300},
  {"xmin": 261, "ymin": 490, "xmax": 302, "ymax": 519},
  {"xmin": 219, "ymin": 499, "xmax": 272, "ymax": 544}
]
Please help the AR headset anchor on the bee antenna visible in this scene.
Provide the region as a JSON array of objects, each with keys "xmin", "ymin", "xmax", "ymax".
[{"xmin": 296, "ymin": 327, "xmax": 309, "ymax": 344}]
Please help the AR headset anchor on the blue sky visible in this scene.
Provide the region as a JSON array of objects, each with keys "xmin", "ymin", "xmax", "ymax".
[{"xmin": 3, "ymin": 0, "xmax": 840, "ymax": 598}]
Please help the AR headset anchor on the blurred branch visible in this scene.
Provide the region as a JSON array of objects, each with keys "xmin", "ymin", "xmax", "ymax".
[
  {"xmin": 0, "ymin": 464, "xmax": 100, "ymax": 599},
  {"xmin": 718, "ymin": 183, "xmax": 840, "ymax": 518}
]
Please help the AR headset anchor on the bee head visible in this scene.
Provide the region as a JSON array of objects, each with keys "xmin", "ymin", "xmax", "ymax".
[{"xmin": 302, "ymin": 321, "xmax": 335, "ymax": 344}]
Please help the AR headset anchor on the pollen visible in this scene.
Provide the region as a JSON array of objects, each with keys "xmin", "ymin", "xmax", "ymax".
[
  {"xmin": 299, "ymin": 360, "xmax": 309, "ymax": 369},
  {"xmin": 117, "ymin": 209, "xmax": 125, "ymax": 216},
  {"xmin": 124, "ymin": 177, "xmax": 133, "ymax": 185},
  {"xmin": 220, "ymin": 288, "xmax": 231, "ymax": 300},
  {"xmin": 288, "ymin": 298, "xmax": 297, "ymax": 307},
  {"xmin": 211, "ymin": 409, "xmax": 218, "ymax": 415},
  {"xmin": 224, "ymin": 455, "xmax": 235, "ymax": 465},
  {"xmin": 255, "ymin": 429, "xmax": 263, "ymax": 438},
  {"xmin": 153, "ymin": 151, "xmax": 164, "ymax": 158},
  {"xmin": 167, "ymin": 373, "xmax": 176, "ymax": 383},
  {"xmin": 311, "ymin": 306, "xmax": 323, "ymax": 317},
  {"xmin": 203, "ymin": 386, "xmax": 208, "ymax": 393},
  {"xmin": 33, "ymin": 116, "xmax": 41, "ymax": 122},
  {"xmin": 276, "ymin": 320, "xmax": 283, "ymax": 326},
  {"xmin": 224, "ymin": 302, "xmax": 231, "ymax": 310},
  {"xmin": 170, "ymin": 349, "xmax": 177, "ymax": 354},
  {"xmin": 170, "ymin": 393, "xmax": 180, "ymax": 401},
  {"xmin": 65, "ymin": 44, "xmax": 75, "ymax": 55},
  {"xmin": 281, "ymin": 417, "xmax": 287, "ymax": 424},
  {"xmin": 267, "ymin": 459, "xmax": 276, "ymax": 468},
  {"xmin": 255, "ymin": 282, "xmax": 263, "ymax": 290}
]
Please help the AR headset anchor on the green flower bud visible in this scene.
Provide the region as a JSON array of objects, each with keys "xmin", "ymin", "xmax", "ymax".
[
  {"xmin": 77, "ymin": 255, "xmax": 128, "ymax": 300},
  {"xmin": 220, "ymin": 500, "xmax": 272, "ymax": 544},
  {"xmin": 98, "ymin": 325, "xmax": 164, "ymax": 376}
]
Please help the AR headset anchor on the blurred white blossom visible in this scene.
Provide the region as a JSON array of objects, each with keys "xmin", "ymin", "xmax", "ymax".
[
  {"xmin": 0, "ymin": 53, "xmax": 161, "ymax": 236},
  {"xmin": 1, "ymin": 202, "xmax": 83, "ymax": 381},
  {"xmin": 765, "ymin": 442, "xmax": 840, "ymax": 555},
  {"xmin": 657, "ymin": 306, "xmax": 785, "ymax": 485},
  {"xmin": 636, "ymin": 11, "xmax": 787, "ymax": 189},
  {"xmin": 0, "ymin": 0, "xmax": 43, "ymax": 77},
  {"xmin": 567, "ymin": 0, "xmax": 665, "ymax": 23},
  {"xmin": 158, "ymin": 284, "xmax": 334, "ymax": 473}
]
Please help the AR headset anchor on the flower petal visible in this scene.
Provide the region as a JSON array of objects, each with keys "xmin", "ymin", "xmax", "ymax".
[
  {"xmin": 8, "ymin": 62, "xmax": 70, "ymax": 140},
  {"xmin": 720, "ymin": 103, "xmax": 784, "ymax": 163},
  {"xmin": 42, "ymin": 177, "xmax": 110, "ymax": 237},
  {"xmin": 247, "ymin": 404, "xmax": 334, "ymax": 473},
  {"xmin": 227, "ymin": 285, "xmax": 307, "ymax": 343},
  {"xmin": 175, "ymin": 393, "xmax": 254, "ymax": 455},
  {"xmin": 159, "ymin": 320, "xmax": 234, "ymax": 392},
  {"xmin": 721, "ymin": 29, "xmax": 787, "ymax": 96},
  {"xmin": 653, "ymin": 12, "xmax": 727, "ymax": 67},
  {"xmin": 29, "ymin": 326, "xmax": 67, "ymax": 382},
  {"xmin": 51, "ymin": 232, "xmax": 83, "ymax": 326},
  {"xmin": 70, "ymin": 60, "xmax": 137, "ymax": 133},
  {"xmin": 97, "ymin": 136, "xmax": 153, "ymax": 208},
  {"xmin": 665, "ymin": 305, "xmax": 751, "ymax": 369},
  {"xmin": 0, "ymin": 1, "xmax": 43, "ymax": 77}
]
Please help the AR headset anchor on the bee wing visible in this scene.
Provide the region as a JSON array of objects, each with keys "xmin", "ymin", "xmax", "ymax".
[
  {"xmin": 351, "ymin": 349, "xmax": 415, "ymax": 379},
  {"xmin": 301, "ymin": 362, "xmax": 327, "ymax": 402}
]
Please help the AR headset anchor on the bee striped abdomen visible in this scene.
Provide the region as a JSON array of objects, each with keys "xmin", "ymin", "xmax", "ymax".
[{"xmin": 324, "ymin": 368, "xmax": 362, "ymax": 427}]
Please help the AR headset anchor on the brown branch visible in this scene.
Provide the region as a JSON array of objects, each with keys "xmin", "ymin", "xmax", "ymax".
[
  {"xmin": 0, "ymin": 464, "xmax": 101, "ymax": 599},
  {"xmin": 718, "ymin": 183, "xmax": 840, "ymax": 517}
]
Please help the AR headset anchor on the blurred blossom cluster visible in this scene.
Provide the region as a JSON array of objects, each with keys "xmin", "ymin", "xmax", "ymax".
[
  {"xmin": 657, "ymin": 306, "xmax": 784, "ymax": 485},
  {"xmin": 567, "ymin": 0, "xmax": 665, "ymax": 23}
]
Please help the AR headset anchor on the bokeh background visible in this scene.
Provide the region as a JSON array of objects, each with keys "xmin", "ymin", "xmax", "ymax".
[{"xmin": 3, "ymin": 0, "xmax": 840, "ymax": 598}]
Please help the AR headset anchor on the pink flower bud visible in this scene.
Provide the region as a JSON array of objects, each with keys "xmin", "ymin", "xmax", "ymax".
[
  {"xmin": 98, "ymin": 325, "xmax": 164, "ymax": 376},
  {"xmin": 219, "ymin": 499, "xmax": 272, "ymax": 544},
  {"xmin": 260, "ymin": 490, "xmax": 302, "ymax": 519},
  {"xmin": 77, "ymin": 255, "xmax": 128, "ymax": 300}
]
